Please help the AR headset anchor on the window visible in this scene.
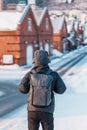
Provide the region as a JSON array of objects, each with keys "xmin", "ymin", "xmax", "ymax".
[
  {"xmin": 45, "ymin": 18, "xmax": 49, "ymax": 30},
  {"xmin": 28, "ymin": 18, "xmax": 32, "ymax": 31},
  {"xmin": 40, "ymin": 42, "xmax": 43, "ymax": 50}
]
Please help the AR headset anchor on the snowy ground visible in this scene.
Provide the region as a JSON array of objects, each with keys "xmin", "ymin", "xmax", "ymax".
[{"xmin": 0, "ymin": 46, "xmax": 87, "ymax": 130}]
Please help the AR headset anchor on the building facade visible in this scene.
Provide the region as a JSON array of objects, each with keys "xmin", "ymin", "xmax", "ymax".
[
  {"xmin": 50, "ymin": 15, "xmax": 68, "ymax": 52},
  {"xmin": 0, "ymin": 6, "xmax": 53, "ymax": 66},
  {"xmin": 0, "ymin": 5, "xmax": 38, "ymax": 66},
  {"xmin": 33, "ymin": 7, "xmax": 53, "ymax": 55}
]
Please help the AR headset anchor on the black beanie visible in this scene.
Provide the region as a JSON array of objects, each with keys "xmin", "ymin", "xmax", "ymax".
[{"xmin": 32, "ymin": 50, "xmax": 50, "ymax": 65}]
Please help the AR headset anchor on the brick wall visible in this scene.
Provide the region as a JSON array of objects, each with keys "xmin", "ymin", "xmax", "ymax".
[{"xmin": 0, "ymin": 8, "xmax": 38, "ymax": 65}]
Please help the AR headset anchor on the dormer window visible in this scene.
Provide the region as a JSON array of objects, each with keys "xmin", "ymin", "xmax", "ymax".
[
  {"xmin": 45, "ymin": 18, "xmax": 49, "ymax": 30},
  {"xmin": 28, "ymin": 18, "xmax": 32, "ymax": 31}
]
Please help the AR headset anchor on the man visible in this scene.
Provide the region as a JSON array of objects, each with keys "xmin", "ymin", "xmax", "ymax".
[{"xmin": 19, "ymin": 50, "xmax": 66, "ymax": 130}]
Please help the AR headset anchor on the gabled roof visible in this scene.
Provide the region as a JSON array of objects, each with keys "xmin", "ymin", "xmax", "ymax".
[
  {"xmin": 19, "ymin": 5, "xmax": 30, "ymax": 24},
  {"xmin": 0, "ymin": 5, "xmax": 30, "ymax": 31},
  {"xmin": 50, "ymin": 16, "xmax": 65, "ymax": 33},
  {"xmin": 32, "ymin": 7, "xmax": 48, "ymax": 26}
]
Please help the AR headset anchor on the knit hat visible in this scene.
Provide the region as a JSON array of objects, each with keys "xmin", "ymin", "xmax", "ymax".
[{"xmin": 32, "ymin": 50, "xmax": 50, "ymax": 65}]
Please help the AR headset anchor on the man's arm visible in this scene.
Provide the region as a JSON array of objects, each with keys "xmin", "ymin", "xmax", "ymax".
[
  {"xmin": 53, "ymin": 72, "xmax": 66, "ymax": 94},
  {"xmin": 18, "ymin": 72, "xmax": 30, "ymax": 94}
]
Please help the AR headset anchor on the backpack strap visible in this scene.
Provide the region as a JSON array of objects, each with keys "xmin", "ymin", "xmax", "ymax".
[{"xmin": 46, "ymin": 69, "xmax": 53, "ymax": 75}]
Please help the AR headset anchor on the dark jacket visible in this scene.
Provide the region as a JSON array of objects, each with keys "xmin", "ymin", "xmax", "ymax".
[{"xmin": 19, "ymin": 65, "xmax": 66, "ymax": 113}]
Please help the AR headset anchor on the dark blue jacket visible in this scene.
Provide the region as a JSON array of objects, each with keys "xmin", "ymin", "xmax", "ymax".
[{"xmin": 19, "ymin": 65, "xmax": 66, "ymax": 113}]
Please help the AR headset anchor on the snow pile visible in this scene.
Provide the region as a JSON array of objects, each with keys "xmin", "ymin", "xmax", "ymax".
[
  {"xmin": 0, "ymin": 12, "xmax": 22, "ymax": 30},
  {"xmin": 53, "ymin": 49, "xmax": 63, "ymax": 57},
  {"xmin": 63, "ymin": 55, "xmax": 87, "ymax": 93},
  {"xmin": 0, "ymin": 64, "xmax": 20, "ymax": 70}
]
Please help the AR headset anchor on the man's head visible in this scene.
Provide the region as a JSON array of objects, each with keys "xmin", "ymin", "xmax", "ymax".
[{"xmin": 32, "ymin": 50, "xmax": 50, "ymax": 66}]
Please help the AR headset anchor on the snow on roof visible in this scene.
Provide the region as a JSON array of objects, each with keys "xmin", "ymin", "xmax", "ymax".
[
  {"xmin": 32, "ymin": 7, "xmax": 47, "ymax": 26},
  {"xmin": 0, "ymin": 11, "xmax": 22, "ymax": 30},
  {"xmin": 0, "ymin": 5, "xmax": 30, "ymax": 31},
  {"xmin": 51, "ymin": 16, "xmax": 65, "ymax": 33},
  {"xmin": 19, "ymin": 5, "xmax": 30, "ymax": 24},
  {"xmin": 49, "ymin": 10, "xmax": 63, "ymax": 16}
]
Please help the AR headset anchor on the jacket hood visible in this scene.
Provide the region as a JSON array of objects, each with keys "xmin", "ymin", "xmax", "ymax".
[
  {"xmin": 31, "ymin": 65, "xmax": 50, "ymax": 73},
  {"xmin": 32, "ymin": 50, "xmax": 50, "ymax": 66}
]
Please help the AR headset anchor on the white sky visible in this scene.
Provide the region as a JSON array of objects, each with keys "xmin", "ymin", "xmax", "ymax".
[{"xmin": 0, "ymin": 46, "xmax": 87, "ymax": 130}]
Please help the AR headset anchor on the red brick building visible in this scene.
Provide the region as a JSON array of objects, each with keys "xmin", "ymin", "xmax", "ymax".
[
  {"xmin": 0, "ymin": 5, "xmax": 38, "ymax": 66},
  {"xmin": 50, "ymin": 15, "xmax": 68, "ymax": 52},
  {"xmin": 0, "ymin": 6, "xmax": 53, "ymax": 66},
  {"xmin": 32, "ymin": 7, "xmax": 53, "ymax": 55}
]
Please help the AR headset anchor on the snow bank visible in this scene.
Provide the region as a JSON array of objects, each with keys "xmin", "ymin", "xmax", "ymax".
[
  {"xmin": 53, "ymin": 49, "xmax": 63, "ymax": 57},
  {"xmin": 0, "ymin": 64, "xmax": 20, "ymax": 70},
  {"xmin": 63, "ymin": 55, "xmax": 87, "ymax": 93}
]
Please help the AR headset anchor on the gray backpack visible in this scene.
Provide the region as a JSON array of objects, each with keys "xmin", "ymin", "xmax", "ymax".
[{"xmin": 29, "ymin": 70, "xmax": 53, "ymax": 107}]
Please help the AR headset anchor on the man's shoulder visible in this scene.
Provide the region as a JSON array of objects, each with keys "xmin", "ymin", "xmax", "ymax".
[
  {"xmin": 49, "ymin": 69, "xmax": 59, "ymax": 77},
  {"xmin": 49, "ymin": 68, "xmax": 57, "ymax": 74}
]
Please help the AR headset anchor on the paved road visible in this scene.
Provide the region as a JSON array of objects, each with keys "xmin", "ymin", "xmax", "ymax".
[{"xmin": 0, "ymin": 80, "xmax": 27, "ymax": 117}]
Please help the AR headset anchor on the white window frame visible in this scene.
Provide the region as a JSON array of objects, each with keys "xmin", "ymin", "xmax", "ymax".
[
  {"xmin": 28, "ymin": 18, "xmax": 32, "ymax": 31},
  {"xmin": 45, "ymin": 18, "xmax": 49, "ymax": 30}
]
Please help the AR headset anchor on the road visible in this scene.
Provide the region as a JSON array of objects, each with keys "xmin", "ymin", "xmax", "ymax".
[{"xmin": 0, "ymin": 80, "xmax": 27, "ymax": 117}]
